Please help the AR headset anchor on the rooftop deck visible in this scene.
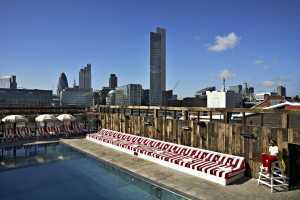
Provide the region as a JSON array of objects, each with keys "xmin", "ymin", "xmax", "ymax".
[{"xmin": 61, "ymin": 138, "xmax": 300, "ymax": 200}]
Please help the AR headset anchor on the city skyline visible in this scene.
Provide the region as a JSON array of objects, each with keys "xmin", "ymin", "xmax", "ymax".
[{"xmin": 1, "ymin": 0, "xmax": 300, "ymax": 97}]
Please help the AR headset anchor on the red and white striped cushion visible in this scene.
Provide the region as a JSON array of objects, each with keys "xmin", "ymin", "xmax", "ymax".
[{"xmin": 89, "ymin": 129, "xmax": 245, "ymax": 181}]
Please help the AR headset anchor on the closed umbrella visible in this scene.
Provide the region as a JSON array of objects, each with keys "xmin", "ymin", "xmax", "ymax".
[
  {"xmin": 2, "ymin": 115, "xmax": 28, "ymax": 123},
  {"xmin": 35, "ymin": 114, "xmax": 57, "ymax": 123},
  {"xmin": 57, "ymin": 114, "xmax": 76, "ymax": 130},
  {"xmin": 35, "ymin": 114, "xmax": 57, "ymax": 127},
  {"xmin": 56, "ymin": 114, "xmax": 76, "ymax": 122}
]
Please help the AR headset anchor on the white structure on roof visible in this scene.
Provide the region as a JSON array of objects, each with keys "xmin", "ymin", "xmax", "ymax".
[
  {"xmin": 206, "ymin": 91, "xmax": 242, "ymax": 108},
  {"xmin": 263, "ymin": 101, "xmax": 300, "ymax": 110},
  {"xmin": 255, "ymin": 92, "xmax": 278, "ymax": 101}
]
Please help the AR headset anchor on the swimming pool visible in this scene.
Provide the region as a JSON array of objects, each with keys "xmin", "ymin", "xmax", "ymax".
[{"xmin": 0, "ymin": 142, "xmax": 188, "ymax": 200}]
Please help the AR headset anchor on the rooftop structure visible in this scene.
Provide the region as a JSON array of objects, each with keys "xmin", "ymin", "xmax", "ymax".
[
  {"xmin": 0, "ymin": 75, "xmax": 17, "ymax": 89},
  {"xmin": 206, "ymin": 90, "xmax": 242, "ymax": 108}
]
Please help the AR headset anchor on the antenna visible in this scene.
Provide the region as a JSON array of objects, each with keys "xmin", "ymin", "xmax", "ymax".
[{"xmin": 223, "ymin": 78, "xmax": 226, "ymax": 92}]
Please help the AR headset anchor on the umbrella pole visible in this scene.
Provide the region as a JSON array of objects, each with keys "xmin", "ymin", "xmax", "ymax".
[
  {"xmin": 35, "ymin": 123, "xmax": 37, "ymax": 138},
  {"xmin": 14, "ymin": 122, "xmax": 16, "ymax": 139}
]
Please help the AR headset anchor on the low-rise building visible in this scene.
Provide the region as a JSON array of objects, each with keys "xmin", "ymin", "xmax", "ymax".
[
  {"xmin": 60, "ymin": 88, "xmax": 93, "ymax": 107},
  {"xmin": 0, "ymin": 88, "xmax": 52, "ymax": 106}
]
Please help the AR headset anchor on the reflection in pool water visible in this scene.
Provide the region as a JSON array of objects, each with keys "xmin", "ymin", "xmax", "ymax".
[{"xmin": 0, "ymin": 142, "xmax": 188, "ymax": 200}]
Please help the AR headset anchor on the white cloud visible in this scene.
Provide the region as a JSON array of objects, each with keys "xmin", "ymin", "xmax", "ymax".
[
  {"xmin": 254, "ymin": 59, "xmax": 265, "ymax": 65},
  {"xmin": 219, "ymin": 69, "xmax": 235, "ymax": 80},
  {"xmin": 261, "ymin": 77, "xmax": 286, "ymax": 88},
  {"xmin": 262, "ymin": 80, "xmax": 275, "ymax": 88},
  {"xmin": 208, "ymin": 32, "xmax": 240, "ymax": 52}
]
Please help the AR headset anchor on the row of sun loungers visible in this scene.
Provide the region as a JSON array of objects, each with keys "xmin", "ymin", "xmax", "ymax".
[
  {"xmin": 1, "ymin": 125, "xmax": 88, "ymax": 143},
  {"xmin": 87, "ymin": 129, "xmax": 246, "ymax": 185}
]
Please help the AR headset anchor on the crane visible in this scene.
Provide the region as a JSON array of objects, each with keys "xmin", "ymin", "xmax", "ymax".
[{"xmin": 173, "ymin": 80, "xmax": 180, "ymax": 91}]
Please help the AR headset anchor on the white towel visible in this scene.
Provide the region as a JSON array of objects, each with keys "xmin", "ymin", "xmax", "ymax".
[
  {"xmin": 182, "ymin": 158, "xmax": 193, "ymax": 163},
  {"xmin": 219, "ymin": 167, "xmax": 233, "ymax": 172}
]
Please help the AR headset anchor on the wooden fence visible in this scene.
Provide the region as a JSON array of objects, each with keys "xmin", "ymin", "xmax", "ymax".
[{"xmin": 96, "ymin": 106, "xmax": 300, "ymax": 177}]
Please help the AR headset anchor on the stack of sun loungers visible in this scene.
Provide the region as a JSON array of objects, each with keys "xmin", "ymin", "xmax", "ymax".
[
  {"xmin": 1, "ymin": 124, "xmax": 89, "ymax": 143},
  {"xmin": 87, "ymin": 129, "xmax": 246, "ymax": 185},
  {"xmin": 2, "ymin": 127, "xmax": 36, "ymax": 142},
  {"xmin": 35, "ymin": 124, "xmax": 87, "ymax": 138}
]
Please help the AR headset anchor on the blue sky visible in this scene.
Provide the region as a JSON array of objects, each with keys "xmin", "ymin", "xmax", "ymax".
[{"xmin": 0, "ymin": 0, "xmax": 299, "ymax": 97}]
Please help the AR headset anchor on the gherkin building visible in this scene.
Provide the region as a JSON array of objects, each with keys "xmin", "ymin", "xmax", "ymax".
[{"xmin": 57, "ymin": 72, "xmax": 69, "ymax": 95}]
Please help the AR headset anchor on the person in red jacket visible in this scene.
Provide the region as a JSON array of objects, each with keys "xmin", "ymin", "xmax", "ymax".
[{"xmin": 261, "ymin": 140, "xmax": 278, "ymax": 174}]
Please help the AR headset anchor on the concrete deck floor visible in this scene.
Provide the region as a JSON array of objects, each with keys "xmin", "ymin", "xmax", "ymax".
[{"xmin": 61, "ymin": 138, "xmax": 300, "ymax": 200}]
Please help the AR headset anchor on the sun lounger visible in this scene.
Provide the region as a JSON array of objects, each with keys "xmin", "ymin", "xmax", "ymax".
[{"xmin": 86, "ymin": 129, "xmax": 246, "ymax": 186}]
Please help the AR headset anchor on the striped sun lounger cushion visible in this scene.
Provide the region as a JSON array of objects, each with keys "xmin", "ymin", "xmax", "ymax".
[{"xmin": 86, "ymin": 129, "xmax": 246, "ymax": 185}]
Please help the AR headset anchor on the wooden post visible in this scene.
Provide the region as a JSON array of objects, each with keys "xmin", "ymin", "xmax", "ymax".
[
  {"xmin": 209, "ymin": 111, "xmax": 212, "ymax": 122},
  {"xmin": 224, "ymin": 112, "xmax": 230, "ymax": 123},
  {"xmin": 242, "ymin": 112, "xmax": 246, "ymax": 126},
  {"xmin": 154, "ymin": 109, "xmax": 158, "ymax": 118},
  {"xmin": 130, "ymin": 109, "xmax": 134, "ymax": 116},
  {"xmin": 183, "ymin": 111, "xmax": 188, "ymax": 120},
  {"xmin": 260, "ymin": 113, "xmax": 264, "ymax": 127},
  {"xmin": 288, "ymin": 128, "xmax": 293, "ymax": 143},
  {"xmin": 281, "ymin": 112, "xmax": 288, "ymax": 129},
  {"xmin": 173, "ymin": 110, "xmax": 177, "ymax": 119}
]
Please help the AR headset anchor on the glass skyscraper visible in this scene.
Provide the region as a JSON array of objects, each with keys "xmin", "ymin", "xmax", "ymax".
[
  {"xmin": 150, "ymin": 27, "xmax": 166, "ymax": 106},
  {"xmin": 79, "ymin": 64, "xmax": 92, "ymax": 90},
  {"xmin": 109, "ymin": 74, "xmax": 118, "ymax": 89},
  {"xmin": 57, "ymin": 72, "xmax": 69, "ymax": 95}
]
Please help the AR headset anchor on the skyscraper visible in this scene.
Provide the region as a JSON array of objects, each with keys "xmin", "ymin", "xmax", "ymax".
[
  {"xmin": 0, "ymin": 75, "xmax": 17, "ymax": 89},
  {"xmin": 109, "ymin": 74, "xmax": 118, "ymax": 89},
  {"xmin": 57, "ymin": 72, "xmax": 69, "ymax": 95},
  {"xmin": 79, "ymin": 64, "xmax": 92, "ymax": 90},
  {"xmin": 150, "ymin": 27, "xmax": 166, "ymax": 106},
  {"xmin": 277, "ymin": 85, "xmax": 286, "ymax": 97},
  {"xmin": 115, "ymin": 84, "xmax": 142, "ymax": 106}
]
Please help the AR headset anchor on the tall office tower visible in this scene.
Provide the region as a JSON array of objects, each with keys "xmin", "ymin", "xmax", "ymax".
[
  {"xmin": 277, "ymin": 85, "xmax": 286, "ymax": 97},
  {"xmin": 57, "ymin": 72, "xmax": 69, "ymax": 95},
  {"xmin": 109, "ymin": 74, "xmax": 118, "ymax": 89},
  {"xmin": 79, "ymin": 64, "xmax": 92, "ymax": 89},
  {"xmin": 150, "ymin": 27, "xmax": 166, "ymax": 106},
  {"xmin": 0, "ymin": 75, "xmax": 17, "ymax": 89}
]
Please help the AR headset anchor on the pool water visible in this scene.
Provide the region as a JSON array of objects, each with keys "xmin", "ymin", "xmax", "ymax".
[{"xmin": 0, "ymin": 143, "xmax": 188, "ymax": 200}]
